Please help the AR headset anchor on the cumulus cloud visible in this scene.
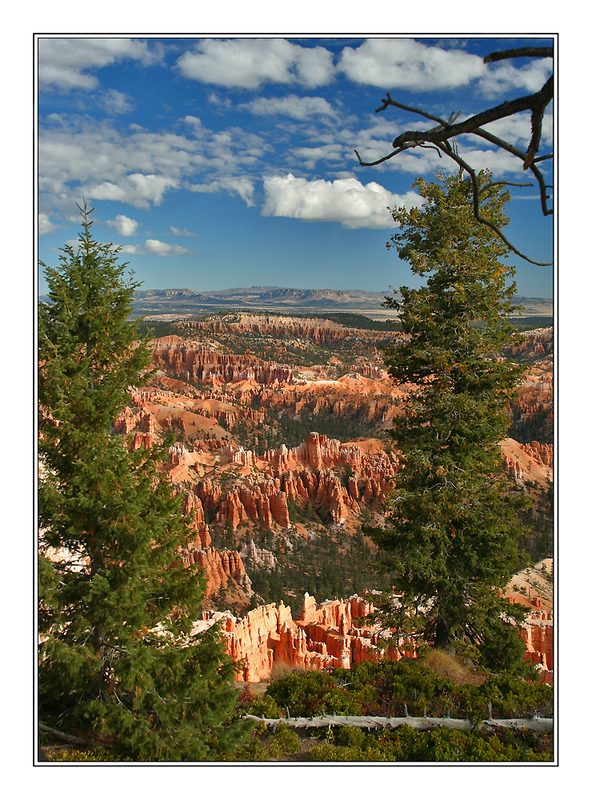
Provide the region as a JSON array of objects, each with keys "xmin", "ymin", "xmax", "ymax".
[
  {"xmin": 177, "ymin": 39, "xmax": 334, "ymax": 89},
  {"xmin": 39, "ymin": 117, "xmax": 263, "ymax": 213},
  {"xmin": 87, "ymin": 174, "xmax": 179, "ymax": 208},
  {"xmin": 118, "ymin": 239, "xmax": 189, "ymax": 256},
  {"xmin": 244, "ymin": 95, "xmax": 336, "ymax": 120},
  {"xmin": 339, "ymin": 38, "xmax": 485, "ymax": 90},
  {"xmin": 188, "ymin": 176, "xmax": 256, "ymax": 207},
  {"xmin": 292, "ymin": 144, "xmax": 345, "ymax": 170},
  {"xmin": 170, "ymin": 226, "xmax": 195, "ymax": 237},
  {"xmin": 107, "ymin": 214, "xmax": 139, "ymax": 236},
  {"xmin": 480, "ymin": 109, "xmax": 553, "ymax": 149},
  {"xmin": 39, "ymin": 212, "xmax": 57, "ymax": 234},
  {"xmin": 262, "ymin": 173, "xmax": 421, "ymax": 228},
  {"xmin": 144, "ymin": 239, "xmax": 189, "ymax": 256},
  {"xmin": 39, "ymin": 38, "xmax": 160, "ymax": 90},
  {"xmin": 100, "ymin": 89, "xmax": 134, "ymax": 115},
  {"xmin": 183, "ymin": 115, "xmax": 204, "ymax": 131},
  {"xmin": 478, "ymin": 57, "xmax": 553, "ymax": 98}
]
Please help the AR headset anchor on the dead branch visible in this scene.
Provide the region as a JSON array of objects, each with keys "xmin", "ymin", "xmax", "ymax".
[
  {"xmin": 484, "ymin": 47, "xmax": 553, "ymax": 63},
  {"xmin": 355, "ymin": 47, "xmax": 554, "ymax": 266},
  {"xmin": 39, "ymin": 722, "xmax": 89, "ymax": 745},
  {"xmin": 243, "ymin": 713, "xmax": 553, "ymax": 733}
]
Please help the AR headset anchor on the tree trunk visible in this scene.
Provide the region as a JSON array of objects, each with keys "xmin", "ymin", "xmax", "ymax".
[{"xmin": 434, "ymin": 615, "xmax": 450, "ymax": 649}]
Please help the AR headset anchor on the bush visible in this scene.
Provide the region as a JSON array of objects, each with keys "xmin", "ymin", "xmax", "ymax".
[
  {"xmin": 266, "ymin": 670, "xmax": 362, "ymax": 717},
  {"xmin": 308, "ymin": 725, "xmax": 552, "ymax": 762},
  {"xmin": 237, "ymin": 723, "xmax": 302, "ymax": 762}
]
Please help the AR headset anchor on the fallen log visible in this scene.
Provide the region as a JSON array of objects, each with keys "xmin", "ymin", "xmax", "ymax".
[
  {"xmin": 39, "ymin": 722, "xmax": 89, "ymax": 745},
  {"xmin": 243, "ymin": 714, "xmax": 553, "ymax": 733}
]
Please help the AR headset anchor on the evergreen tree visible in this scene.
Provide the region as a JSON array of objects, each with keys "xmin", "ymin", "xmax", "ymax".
[
  {"xmin": 368, "ymin": 172, "xmax": 531, "ymax": 670},
  {"xmin": 38, "ymin": 205, "xmax": 247, "ymax": 760}
]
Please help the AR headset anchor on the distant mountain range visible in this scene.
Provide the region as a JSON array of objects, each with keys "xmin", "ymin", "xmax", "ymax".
[
  {"xmin": 39, "ymin": 286, "xmax": 553, "ymax": 320},
  {"xmin": 134, "ymin": 286, "xmax": 390, "ymax": 305},
  {"xmin": 129, "ymin": 287, "xmax": 553, "ymax": 320}
]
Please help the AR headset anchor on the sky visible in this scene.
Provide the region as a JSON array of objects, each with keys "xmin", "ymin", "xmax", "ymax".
[{"xmin": 37, "ymin": 35, "xmax": 554, "ymax": 298}]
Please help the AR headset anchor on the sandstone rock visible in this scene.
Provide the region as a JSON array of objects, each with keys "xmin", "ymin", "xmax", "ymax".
[{"xmin": 214, "ymin": 593, "xmax": 415, "ymax": 683}]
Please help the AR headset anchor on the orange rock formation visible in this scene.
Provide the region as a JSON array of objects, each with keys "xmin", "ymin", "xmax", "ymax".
[
  {"xmin": 506, "ymin": 559, "xmax": 554, "ymax": 684},
  {"xmin": 501, "ymin": 438, "xmax": 553, "ymax": 488},
  {"xmin": 178, "ymin": 313, "xmax": 397, "ymax": 347},
  {"xmin": 195, "ymin": 593, "xmax": 415, "ymax": 682},
  {"xmin": 151, "ymin": 336, "xmax": 294, "ymax": 386},
  {"xmin": 193, "ymin": 434, "xmax": 398, "ymax": 530}
]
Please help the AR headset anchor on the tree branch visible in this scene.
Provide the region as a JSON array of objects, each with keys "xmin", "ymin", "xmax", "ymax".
[
  {"xmin": 437, "ymin": 141, "xmax": 553, "ymax": 266},
  {"xmin": 484, "ymin": 47, "xmax": 553, "ymax": 63},
  {"xmin": 243, "ymin": 713, "xmax": 554, "ymax": 733},
  {"xmin": 355, "ymin": 47, "xmax": 554, "ymax": 264}
]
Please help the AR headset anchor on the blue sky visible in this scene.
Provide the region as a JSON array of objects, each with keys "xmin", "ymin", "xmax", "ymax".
[{"xmin": 37, "ymin": 36, "xmax": 554, "ymax": 298}]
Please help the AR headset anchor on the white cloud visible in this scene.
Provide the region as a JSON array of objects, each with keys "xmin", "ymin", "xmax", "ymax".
[
  {"xmin": 144, "ymin": 239, "xmax": 189, "ymax": 256},
  {"xmin": 39, "ymin": 117, "xmax": 263, "ymax": 213},
  {"xmin": 170, "ymin": 226, "xmax": 194, "ymax": 237},
  {"xmin": 292, "ymin": 144, "xmax": 345, "ymax": 170},
  {"xmin": 188, "ymin": 176, "xmax": 255, "ymax": 207},
  {"xmin": 208, "ymin": 92, "xmax": 232, "ymax": 109},
  {"xmin": 177, "ymin": 39, "xmax": 334, "ymax": 89},
  {"xmin": 39, "ymin": 212, "xmax": 56, "ymax": 234},
  {"xmin": 339, "ymin": 39, "xmax": 485, "ymax": 90},
  {"xmin": 183, "ymin": 115, "xmax": 204, "ymax": 131},
  {"xmin": 107, "ymin": 214, "xmax": 139, "ymax": 236},
  {"xmin": 455, "ymin": 146, "xmax": 535, "ymax": 176},
  {"xmin": 118, "ymin": 240, "xmax": 189, "ymax": 256},
  {"xmin": 244, "ymin": 95, "xmax": 336, "ymax": 120},
  {"xmin": 262, "ymin": 173, "xmax": 421, "ymax": 228},
  {"xmin": 480, "ymin": 109, "xmax": 553, "ymax": 149},
  {"xmin": 87, "ymin": 174, "xmax": 179, "ymax": 208},
  {"xmin": 479, "ymin": 58, "xmax": 553, "ymax": 99},
  {"xmin": 39, "ymin": 38, "xmax": 160, "ymax": 90},
  {"xmin": 100, "ymin": 89, "xmax": 133, "ymax": 115}
]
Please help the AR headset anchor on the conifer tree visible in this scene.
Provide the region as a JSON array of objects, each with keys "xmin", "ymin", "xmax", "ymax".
[
  {"xmin": 38, "ymin": 205, "xmax": 247, "ymax": 760},
  {"xmin": 368, "ymin": 172, "xmax": 531, "ymax": 670}
]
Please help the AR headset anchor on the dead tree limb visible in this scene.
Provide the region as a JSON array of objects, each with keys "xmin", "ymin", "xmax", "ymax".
[
  {"xmin": 39, "ymin": 722, "xmax": 89, "ymax": 745},
  {"xmin": 243, "ymin": 713, "xmax": 553, "ymax": 734},
  {"xmin": 355, "ymin": 47, "xmax": 554, "ymax": 266}
]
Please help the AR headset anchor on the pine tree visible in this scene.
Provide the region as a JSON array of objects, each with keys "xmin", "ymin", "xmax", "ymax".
[
  {"xmin": 38, "ymin": 205, "xmax": 248, "ymax": 760},
  {"xmin": 368, "ymin": 172, "xmax": 531, "ymax": 670}
]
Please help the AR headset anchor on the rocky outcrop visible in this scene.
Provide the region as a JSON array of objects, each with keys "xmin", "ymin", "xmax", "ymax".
[
  {"xmin": 182, "ymin": 545, "xmax": 252, "ymax": 602},
  {"xmin": 240, "ymin": 539, "xmax": 278, "ymax": 571},
  {"xmin": 191, "ymin": 567, "xmax": 554, "ymax": 684},
  {"xmin": 179, "ymin": 314, "xmax": 397, "ymax": 347},
  {"xmin": 501, "ymin": 438, "xmax": 553, "ymax": 487},
  {"xmin": 505, "ymin": 559, "xmax": 553, "ymax": 684},
  {"xmin": 194, "ymin": 435, "xmax": 398, "ymax": 530},
  {"xmin": 252, "ymin": 377, "xmax": 405, "ymax": 429},
  {"xmin": 151, "ymin": 337, "xmax": 294, "ymax": 386},
  {"xmin": 505, "ymin": 328, "xmax": 553, "ymax": 366},
  {"xmin": 198, "ymin": 593, "xmax": 415, "ymax": 682}
]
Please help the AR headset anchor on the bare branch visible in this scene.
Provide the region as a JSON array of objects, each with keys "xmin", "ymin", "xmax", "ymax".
[
  {"xmin": 484, "ymin": 47, "xmax": 553, "ymax": 63},
  {"xmin": 355, "ymin": 145, "xmax": 409, "ymax": 168},
  {"xmin": 355, "ymin": 47, "xmax": 554, "ymax": 264},
  {"xmin": 389, "ymin": 78, "xmax": 553, "ymax": 151},
  {"xmin": 437, "ymin": 141, "xmax": 553, "ymax": 266}
]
